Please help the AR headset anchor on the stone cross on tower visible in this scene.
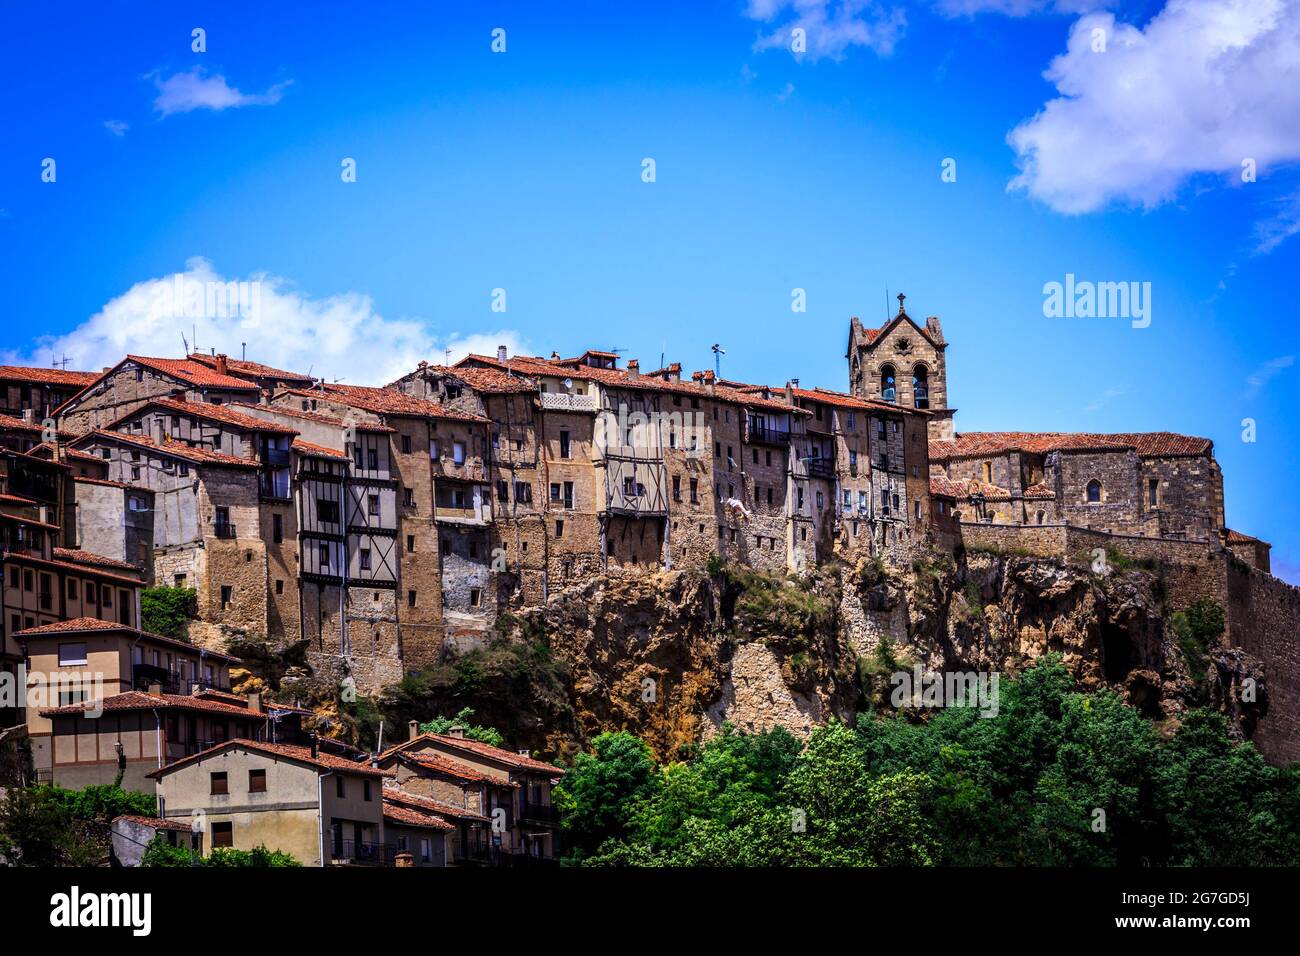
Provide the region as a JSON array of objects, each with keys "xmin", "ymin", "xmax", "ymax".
[{"xmin": 897, "ymin": 292, "xmax": 906, "ymax": 316}]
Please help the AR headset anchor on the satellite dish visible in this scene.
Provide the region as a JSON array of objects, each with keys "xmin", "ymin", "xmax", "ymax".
[{"xmin": 564, "ymin": 378, "xmax": 573, "ymax": 391}]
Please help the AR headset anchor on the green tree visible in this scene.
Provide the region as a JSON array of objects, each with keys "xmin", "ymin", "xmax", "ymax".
[
  {"xmin": 418, "ymin": 707, "xmax": 504, "ymax": 747},
  {"xmin": 140, "ymin": 586, "xmax": 197, "ymax": 638},
  {"xmin": 554, "ymin": 731, "xmax": 659, "ymax": 862}
]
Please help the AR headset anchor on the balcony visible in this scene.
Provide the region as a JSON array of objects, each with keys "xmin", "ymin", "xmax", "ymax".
[
  {"xmin": 747, "ymin": 423, "xmax": 790, "ymax": 446},
  {"xmin": 519, "ymin": 800, "xmax": 561, "ymax": 824},
  {"xmin": 806, "ymin": 459, "xmax": 835, "ymax": 480},
  {"xmin": 212, "ymin": 521, "xmax": 237, "ymax": 539},
  {"xmin": 332, "ymin": 840, "xmax": 394, "ymax": 866},
  {"xmin": 263, "ymin": 447, "xmax": 291, "ymax": 468},
  {"xmin": 539, "ymin": 392, "xmax": 598, "ymax": 413}
]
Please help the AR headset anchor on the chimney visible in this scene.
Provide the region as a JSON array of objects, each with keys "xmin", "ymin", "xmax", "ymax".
[
  {"xmin": 785, "ymin": 381, "xmax": 795, "ymax": 403},
  {"xmin": 665, "ymin": 363, "xmax": 681, "ymax": 383},
  {"xmin": 447, "ymin": 724, "xmax": 466, "ymax": 739},
  {"xmin": 408, "ymin": 719, "xmax": 419, "ymax": 741},
  {"xmin": 626, "ymin": 359, "xmax": 640, "ymax": 379},
  {"xmin": 517, "ymin": 748, "xmax": 531, "ymax": 758},
  {"xmin": 309, "ymin": 732, "xmax": 318, "ymax": 759},
  {"xmin": 247, "ymin": 692, "xmax": 261, "ymax": 714},
  {"xmin": 550, "ymin": 351, "xmax": 561, "ymax": 361},
  {"xmin": 215, "ymin": 353, "xmax": 229, "ymax": 376},
  {"xmin": 497, "ymin": 344, "xmax": 508, "ymax": 363},
  {"xmin": 147, "ymin": 682, "xmax": 162, "ymax": 696},
  {"xmin": 702, "ymin": 370, "xmax": 715, "ymax": 394},
  {"xmin": 21, "ymin": 409, "xmax": 34, "ymax": 424}
]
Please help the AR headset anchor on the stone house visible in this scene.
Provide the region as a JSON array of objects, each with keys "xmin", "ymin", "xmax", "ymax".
[
  {"xmin": 16, "ymin": 616, "xmax": 239, "ymax": 782},
  {"xmin": 55, "ymin": 354, "xmax": 263, "ymax": 434},
  {"xmin": 150, "ymin": 738, "xmax": 388, "ymax": 865},
  {"xmin": 0, "ymin": 365, "xmax": 98, "ymax": 424}
]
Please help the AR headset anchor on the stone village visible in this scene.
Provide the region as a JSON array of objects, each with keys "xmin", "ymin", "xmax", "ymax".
[{"xmin": 0, "ymin": 294, "xmax": 1293, "ymax": 866}]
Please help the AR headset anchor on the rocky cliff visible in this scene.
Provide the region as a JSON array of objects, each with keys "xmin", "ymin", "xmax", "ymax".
[{"xmin": 289, "ymin": 548, "xmax": 1269, "ymax": 762}]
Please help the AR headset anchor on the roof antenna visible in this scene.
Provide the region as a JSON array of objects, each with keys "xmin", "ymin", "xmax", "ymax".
[
  {"xmin": 711, "ymin": 343, "xmax": 726, "ymax": 378},
  {"xmin": 241, "ymin": 342, "xmax": 246, "ymax": 361}
]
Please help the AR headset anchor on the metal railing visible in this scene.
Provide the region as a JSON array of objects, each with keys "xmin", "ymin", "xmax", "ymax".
[
  {"xmin": 332, "ymin": 840, "xmax": 393, "ymax": 866},
  {"xmin": 747, "ymin": 423, "xmax": 790, "ymax": 446},
  {"xmin": 212, "ymin": 521, "xmax": 237, "ymax": 539},
  {"xmin": 518, "ymin": 800, "xmax": 561, "ymax": 824}
]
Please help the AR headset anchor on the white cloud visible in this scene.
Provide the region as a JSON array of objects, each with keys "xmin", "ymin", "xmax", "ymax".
[
  {"xmin": 1083, "ymin": 385, "xmax": 1125, "ymax": 411},
  {"xmin": 1252, "ymin": 189, "xmax": 1300, "ymax": 253},
  {"xmin": 103, "ymin": 120, "xmax": 129, "ymax": 137},
  {"xmin": 937, "ymin": 0, "xmax": 1108, "ymax": 16},
  {"xmin": 745, "ymin": 0, "xmax": 907, "ymax": 60},
  {"xmin": 1245, "ymin": 354, "xmax": 1294, "ymax": 397},
  {"xmin": 149, "ymin": 67, "xmax": 291, "ymax": 117},
  {"xmin": 0, "ymin": 258, "xmax": 530, "ymax": 387},
  {"xmin": 1008, "ymin": 0, "xmax": 1300, "ymax": 214}
]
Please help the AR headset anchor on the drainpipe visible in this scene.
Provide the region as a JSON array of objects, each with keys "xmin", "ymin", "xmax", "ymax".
[
  {"xmin": 317, "ymin": 771, "xmax": 333, "ymax": 868},
  {"xmin": 152, "ymin": 707, "xmax": 163, "ymax": 770}
]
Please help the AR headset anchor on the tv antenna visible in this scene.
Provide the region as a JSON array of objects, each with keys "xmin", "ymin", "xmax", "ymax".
[
  {"xmin": 51, "ymin": 352, "xmax": 72, "ymax": 371},
  {"xmin": 711, "ymin": 343, "xmax": 726, "ymax": 378}
]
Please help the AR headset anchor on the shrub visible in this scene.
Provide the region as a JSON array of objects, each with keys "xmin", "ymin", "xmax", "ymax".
[{"xmin": 140, "ymin": 586, "xmax": 197, "ymax": 637}]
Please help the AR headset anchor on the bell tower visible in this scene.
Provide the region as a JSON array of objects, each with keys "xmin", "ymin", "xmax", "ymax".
[{"xmin": 846, "ymin": 293, "xmax": 955, "ymax": 442}]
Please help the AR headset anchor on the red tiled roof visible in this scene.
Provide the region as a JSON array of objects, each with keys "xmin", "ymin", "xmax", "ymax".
[
  {"xmin": 53, "ymin": 547, "xmax": 140, "ymax": 571},
  {"xmin": 383, "ymin": 787, "xmax": 490, "ymax": 823},
  {"xmin": 231, "ymin": 401, "xmax": 396, "ymax": 433},
  {"xmin": 459, "ymin": 354, "xmax": 809, "ymax": 416},
  {"xmin": 186, "ymin": 353, "xmax": 315, "ymax": 385},
  {"xmin": 75, "ymin": 430, "xmax": 260, "ymax": 468},
  {"xmin": 398, "ymin": 751, "xmax": 518, "ymax": 786},
  {"xmin": 411, "ymin": 364, "xmax": 537, "ymax": 395},
  {"xmin": 929, "ymin": 477, "xmax": 968, "ymax": 499},
  {"xmin": 419, "ymin": 732, "xmax": 563, "ymax": 777},
  {"xmin": 125, "ymin": 355, "xmax": 260, "ymax": 391},
  {"xmin": 5, "ymin": 553, "xmax": 147, "ymax": 587},
  {"xmin": 112, "ymin": 397, "xmax": 298, "ymax": 435},
  {"xmin": 931, "ymin": 431, "xmax": 1213, "ymax": 461},
  {"xmin": 1225, "ymin": 528, "xmax": 1266, "ymax": 545},
  {"xmin": 0, "ymin": 412, "xmax": 52, "ymax": 433},
  {"xmin": 382, "ymin": 800, "xmax": 456, "ymax": 830},
  {"xmin": 14, "ymin": 617, "xmax": 240, "ymax": 660},
  {"xmin": 279, "ymin": 385, "xmax": 490, "ymax": 423},
  {"xmin": 0, "ymin": 492, "xmax": 37, "ymax": 506},
  {"xmin": 40, "ymin": 690, "xmax": 258, "ymax": 719},
  {"xmin": 29, "ymin": 442, "xmax": 107, "ymax": 465},
  {"xmin": 72, "ymin": 475, "xmax": 142, "ymax": 490},
  {"xmin": 1023, "ymin": 482, "xmax": 1055, "ymax": 500},
  {"xmin": 292, "ymin": 438, "xmax": 348, "ymax": 460},
  {"xmin": 0, "ymin": 365, "xmax": 99, "ymax": 387},
  {"xmin": 148, "ymin": 738, "xmax": 387, "ymax": 780},
  {"xmin": 113, "ymin": 814, "xmax": 192, "ymax": 832}
]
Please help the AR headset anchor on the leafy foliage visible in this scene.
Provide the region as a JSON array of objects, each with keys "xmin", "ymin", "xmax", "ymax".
[
  {"xmin": 141, "ymin": 837, "xmax": 302, "ymax": 867},
  {"xmin": 1171, "ymin": 598, "xmax": 1226, "ymax": 682},
  {"xmin": 556, "ymin": 658, "xmax": 1300, "ymax": 867},
  {"xmin": 419, "ymin": 707, "xmax": 504, "ymax": 747},
  {"xmin": 140, "ymin": 586, "xmax": 198, "ymax": 638}
]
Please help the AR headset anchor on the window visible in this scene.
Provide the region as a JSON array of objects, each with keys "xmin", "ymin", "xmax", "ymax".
[
  {"xmin": 359, "ymin": 549, "xmax": 372, "ymax": 571},
  {"xmin": 453, "ymin": 442, "xmax": 465, "ymax": 465},
  {"xmin": 368, "ymin": 493, "xmax": 380, "ymax": 516},
  {"xmin": 404, "ymin": 487, "xmax": 414, "ymax": 507},
  {"xmin": 912, "ymin": 365, "xmax": 930, "ymax": 409},
  {"xmin": 1148, "ymin": 478, "xmax": 1158, "ymax": 506},
  {"xmin": 249, "ymin": 769, "xmax": 267, "ymax": 793},
  {"xmin": 85, "ymin": 581, "xmax": 96, "ymax": 603},
  {"xmin": 497, "ymin": 479, "xmax": 509, "ymax": 502},
  {"xmin": 401, "ymin": 434, "xmax": 412, "ymax": 454},
  {"xmin": 816, "ymin": 491, "xmax": 824, "ymax": 509},
  {"xmin": 555, "ymin": 519, "xmax": 564, "ymax": 538},
  {"xmin": 514, "ymin": 481, "xmax": 532, "ymax": 504},
  {"xmin": 317, "ymin": 500, "xmax": 339, "ymax": 523},
  {"xmin": 272, "ymin": 513, "xmax": 283, "ymax": 543},
  {"xmin": 336, "ymin": 777, "xmax": 345, "ymax": 798},
  {"xmin": 220, "ymin": 585, "xmax": 232, "ymax": 609},
  {"xmin": 58, "ymin": 643, "xmax": 87, "ymax": 666},
  {"xmin": 672, "ymin": 476, "xmax": 681, "ymax": 501},
  {"xmin": 847, "ymin": 412, "xmax": 856, "ymax": 430},
  {"xmin": 1086, "ymin": 479, "xmax": 1102, "ymax": 503},
  {"xmin": 563, "ymin": 481, "xmax": 574, "ymax": 509},
  {"xmin": 559, "ymin": 430, "xmax": 571, "ymax": 459},
  {"xmin": 102, "ymin": 586, "xmax": 112, "ymax": 607},
  {"xmin": 210, "ymin": 772, "xmax": 229, "ymax": 795},
  {"xmin": 367, "ymin": 448, "xmax": 378, "ymax": 471},
  {"xmin": 550, "ymin": 483, "xmax": 560, "ymax": 503},
  {"xmin": 752, "ymin": 448, "xmax": 758, "ymax": 464},
  {"xmin": 881, "ymin": 365, "xmax": 897, "ymax": 402},
  {"xmin": 407, "ymin": 534, "xmax": 415, "ymax": 553},
  {"xmin": 212, "ymin": 823, "xmax": 233, "ymax": 848},
  {"xmin": 420, "ymin": 838, "xmax": 431, "ymax": 863},
  {"xmin": 982, "ymin": 461, "xmax": 992, "ymax": 484},
  {"xmin": 470, "ymin": 588, "xmax": 482, "ymax": 608},
  {"xmin": 66, "ymin": 578, "xmax": 77, "ymax": 600},
  {"xmin": 689, "ymin": 478, "xmax": 699, "ymax": 503},
  {"xmin": 275, "ymin": 579, "xmax": 284, "ymax": 595},
  {"xmin": 363, "ymin": 779, "xmax": 373, "ymax": 801},
  {"xmin": 319, "ymin": 543, "xmax": 331, "ymax": 570},
  {"xmin": 408, "ymin": 590, "xmax": 417, "ymax": 608},
  {"xmin": 765, "ymin": 450, "xmax": 772, "ymax": 467}
]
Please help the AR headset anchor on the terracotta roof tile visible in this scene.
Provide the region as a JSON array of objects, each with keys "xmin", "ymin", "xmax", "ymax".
[
  {"xmin": 148, "ymin": 738, "xmax": 387, "ymax": 780},
  {"xmin": 383, "ymin": 787, "xmax": 490, "ymax": 822},
  {"xmin": 292, "ymin": 437, "xmax": 349, "ymax": 459},
  {"xmin": 382, "ymin": 800, "xmax": 456, "ymax": 830},
  {"xmin": 75, "ymin": 430, "xmax": 260, "ymax": 468},
  {"xmin": 113, "ymin": 814, "xmax": 193, "ymax": 832},
  {"xmin": 398, "ymin": 751, "xmax": 519, "ymax": 786},
  {"xmin": 186, "ymin": 353, "xmax": 315, "ymax": 384},
  {"xmin": 14, "ymin": 617, "xmax": 239, "ymax": 660},
  {"xmin": 6, "ymin": 554, "xmax": 147, "ymax": 587},
  {"xmin": 113, "ymin": 397, "xmax": 298, "ymax": 435},
  {"xmin": 0, "ymin": 412, "xmax": 53, "ymax": 433},
  {"xmin": 419, "ymin": 732, "xmax": 563, "ymax": 776},
  {"xmin": 1225, "ymin": 528, "xmax": 1266, "ymax": 545},
  {"xmin": 414, "ymin": 364, "xmax": 537, "ymax": 394},
  {"xmin": 231, "ymin": 401, "xmax": 396, "ymax": 433},
  {"xmin": 279, "ymin": 385, "xmax": 490, "ymax": 423},
  {"xmin": 53, "ymin": 547, "xmax": 140, "ymax": 571},
  {"xmin": 929, "ymin": 476, "xmax": 968, "ymax": 499},
  {"xmin": 40, "ymin": 690, "xmax": 257, "ymax": 719},
  {"xmin": 125, "ymin": 355, "xmax": 261, "ymax": 391},
  {"xmin": 0, "ymin": 365, "xmax": 99, "ymax": 387},
  {"xmin": 931, "ymin": 431, "xmax": 1213, "ymax": 461}
]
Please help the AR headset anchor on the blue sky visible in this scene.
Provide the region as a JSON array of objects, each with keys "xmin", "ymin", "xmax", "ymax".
[{"xmin": 1, "ymin": 0, "xmax": 1298, "ymax": 579}]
